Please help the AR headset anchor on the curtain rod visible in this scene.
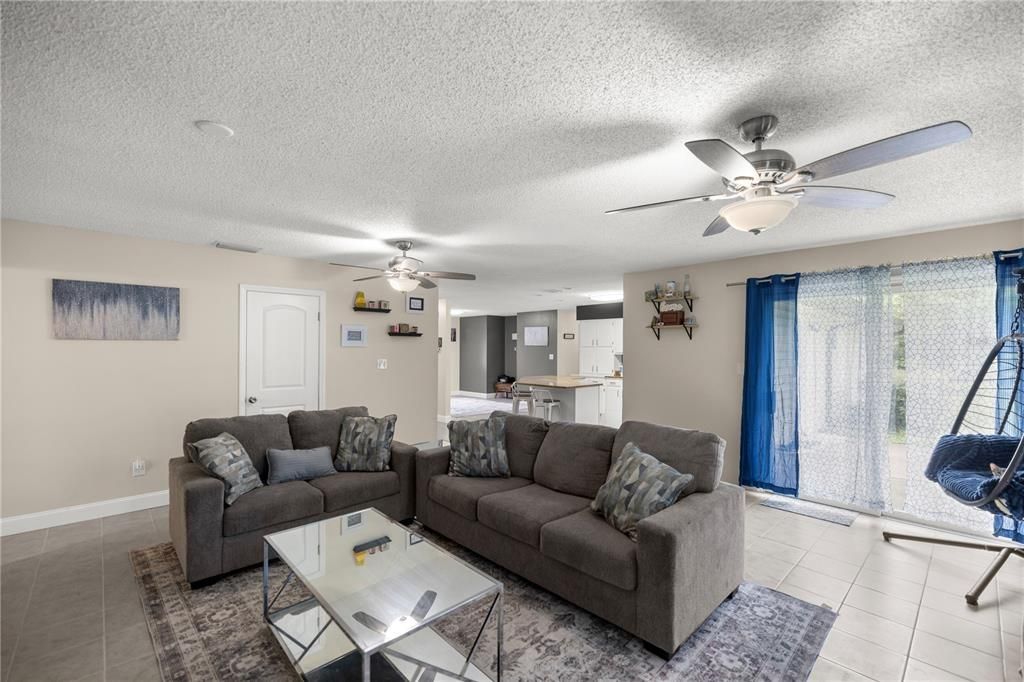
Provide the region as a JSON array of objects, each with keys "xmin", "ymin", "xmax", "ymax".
[{"xmin": 724, "ymin": 250, "xmax": 1018, "ymax": 288}]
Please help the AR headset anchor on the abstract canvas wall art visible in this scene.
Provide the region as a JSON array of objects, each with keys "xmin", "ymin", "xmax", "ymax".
[{"xmin": 52, "ymin": 279, "xmax": 180, "ymax": 340}]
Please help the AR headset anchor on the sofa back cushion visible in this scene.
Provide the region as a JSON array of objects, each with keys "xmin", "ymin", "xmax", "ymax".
[
  {"xmin": 184, "ymin": 414, "xmax": 293, "ymax": 482},
  {"xmin": 611, "ymin": 421, "xmax": 725, "ymax": 494},
  {"xmin": 492, "ymin": 411, "xmax": 549, "ymax": 479},
  {"xmin": 287, "ymin": 406, "xmax": 370, "ymax": 458},
  {"xmin": 533, "ymin": 422, "xmax": 616, "ymax": 498}
]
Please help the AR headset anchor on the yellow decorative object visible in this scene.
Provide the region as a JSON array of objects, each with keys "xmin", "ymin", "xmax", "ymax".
[
  {"xmin": 354, "ymin": 551, "xmax": 367, "ymax": 566},
  {"xmin": 354, "ymin": 291, "xmax": 367, "ymax": 308}
]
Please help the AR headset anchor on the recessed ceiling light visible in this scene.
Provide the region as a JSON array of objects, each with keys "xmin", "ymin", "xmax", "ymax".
[
  {"xmin": 451, "ymin": 309, "xmax": 474, "ymax": 316},
  {"xmin": 194, "ymin": 120, "xmax": 235, "ymax": 138},
  {"xmin": 587, "ymin": 291, "xmax": 623, "ymax": 302}
]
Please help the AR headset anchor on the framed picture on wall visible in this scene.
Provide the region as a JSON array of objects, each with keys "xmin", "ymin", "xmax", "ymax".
[
  {"xmin": 524, "ymin": 326, "xmax": 549, "ymax": 346},
  {"xmin": 451, "ymin": 327, "xmax": 457, "ymax": 342},
  {"xmin": 341, "ymin": 324, "xmax": 367, "ymax": 347},
  {"xmin": 562, "ymin": 333, "xmax": 575, "ymax": 340},
  {"xmin": 406, "ymin": 295, "xmax": 425, "ymax": 314}
]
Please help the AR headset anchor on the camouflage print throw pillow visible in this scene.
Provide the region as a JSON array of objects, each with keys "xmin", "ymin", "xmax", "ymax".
[
  {"xmin": 335, "ymin": 414, "xmax": 397, "ymax": 472},
  {"xmin": 189, "ymin": 432, "xmax": 263, "ymax": 506},
  {"xmin": 591, "ymin": 441, "xmax": 693, "ymax": 541},
  {"xmin": 448, "ymin": 415, "xmax": 510, "ymax": 477}
]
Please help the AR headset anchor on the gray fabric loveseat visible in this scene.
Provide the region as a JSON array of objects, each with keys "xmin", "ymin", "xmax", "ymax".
[
  {"xmin": 169, "ymin": 406, "xmax": 416, "ymax": 584},
  {"xmin": 415, "ymin": 413, "xmax": 744, "ymax": 655}
]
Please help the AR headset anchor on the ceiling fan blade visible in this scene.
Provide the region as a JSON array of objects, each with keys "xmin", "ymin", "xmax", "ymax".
[
  {"xmin": 684, "ymin": 139, "xmax": 758, "ymax": 182},
  {"xmin": 418, "ymin": 271, "xmax": 476, "ymax": 281},
  {"xmin": 411, "ymin": 275, "xmax": 437, "ymax": 289},
  {"xmin": 702, "ymin": 215, "xmax": 731, "ymax": 237},
  {"xmin": 789, "ymin": 121, "xmax": 971, "ymax": 183},
  {"xmin": 353, "ymin": 611, "xmax": 389, "ymax": 634},
  {"xmin": 409, "ymin": 590, "xmax": 437, "ymax": 621},
  {"xmin": 353, "ymin": 274, "xmax": 385, "ymax": 282},
  {"xmin": 786, "ymin": 185, "xmax": 894, "ymax": 209},
  {"xmin": 330, "ymin": 262, "xmax": 386, "ymax": 272},
  {"xmin": 605, "ymin": 194, "xmax": 732, "ymax": 215}
]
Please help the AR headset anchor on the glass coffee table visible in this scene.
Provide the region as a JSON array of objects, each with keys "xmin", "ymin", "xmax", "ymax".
[{"xmin": 263, "ymin": 508, "xmax": 501, "ymax": 681}]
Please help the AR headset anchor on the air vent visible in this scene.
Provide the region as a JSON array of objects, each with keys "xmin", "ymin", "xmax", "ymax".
[{"xmin": 214, "ymin": 242, "xmax": 261, "ymax": 254}]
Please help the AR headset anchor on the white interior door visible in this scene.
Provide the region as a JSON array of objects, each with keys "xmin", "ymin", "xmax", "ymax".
[{"xmin": 241, "ymin": 287, "xmax": 324, "ymax": 416}]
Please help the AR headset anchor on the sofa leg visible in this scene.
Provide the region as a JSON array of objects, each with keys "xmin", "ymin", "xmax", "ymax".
[
  {"xmin": 189, "ymin": 576, "xmax": 219, "ymax": 590},
  {"xmin": 643, "ymin": 641, "xmax": 675, "ymax": 660}
]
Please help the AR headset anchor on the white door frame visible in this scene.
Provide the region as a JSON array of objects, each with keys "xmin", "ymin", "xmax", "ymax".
[{"xmin": 238, "ymin": 284, "xmax": 327, "ymax": 415}]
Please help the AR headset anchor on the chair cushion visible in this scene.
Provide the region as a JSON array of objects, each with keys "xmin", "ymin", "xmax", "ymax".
[
  {"xmin": 611, "ymin": 421, "xmax": 725, "ymax": 495},
  {"xmin": 477, "ymin": 484, "xmax": 591, "ymax": 547},
  {"xmin": 448, "ymin": 415, "xmax": 511, "ymax": 477},
  {"xmin": 428, "ymin": 475, "xmax": 532, "ymax": 521},
  {"xmin": 189, "ymin": 433, "xmax": 263, "ymax": 505},
  {"xmin": 309, "ymin": 471, "xmax": 401, "ymax": 513},
  {"xmin": 184, "ymin": 414, "xmax": 293, "ymax": 482},
  {"xmin": 335, "ymin": 414, "xmax": 397, "ymax": 472},
  {"xmin": 592, "ymin": 442, "xmax": 693, "ymax": 541},
  {"xmin": 533, "ymin": 422, "xmax": 616, "ymax": 498},
  {"xmin": 222, "ymin": 481, "xmax": 323, "ymax": 537},
  {"xmin": 491, "ymin": 411, "xmax": 549, "ymax": 479},
  {"xmin": 288, "ymin": 406, "xmax": 370, "ymax": 458},
  {"xmin": 541, "ymin": 509, "xmax": 638, "ymax": 590}
]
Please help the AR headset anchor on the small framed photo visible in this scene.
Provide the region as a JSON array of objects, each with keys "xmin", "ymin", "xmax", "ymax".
[
  {"xmin": 451, "ymin": 327, "xmax": 457, "ymax": 342},
  {"xmin": 406, "ymin": 295, "xmax": 425, "ymax": 314},
  {"xmin": 341, "ymin": 324, "xmax": 367, "ymax": 347},
  {"xmin": 562, "ymin": 333, "xmax": 575, "ymax": 340}
]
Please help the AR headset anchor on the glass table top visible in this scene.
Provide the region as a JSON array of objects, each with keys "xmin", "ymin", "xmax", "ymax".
[{"xmin": 265, "ymin": 508, "xmax": 499, "ymax": 654}]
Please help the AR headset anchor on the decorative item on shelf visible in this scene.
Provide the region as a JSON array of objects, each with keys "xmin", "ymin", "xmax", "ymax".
[
  {"xmin": 354, "ymin": 290, "xmax": 366, "ymax": 308},
  {"xmin": 399, "ymin": 323, "xmax": 410, "ymax": 333},
  {"xmin": 660, "ymin": 310, "xmax": 683, "ymax": 326},
  {"xmin": 644, "ymin": 289, "xmax": 657, "ymax": 302},
  {"xmin": 665, "ymin": 280, "xmax": 677, "ymax": 296},
  {"xmin": 684, "ymin": 312, "xmax": 697, "ymax": 326},
  {"xmin": 367, "ymin": 300, "xmax": 378, "ymax": 309},
  {"xmin": 410, "ymin": 325, "xmax": 419, "ymax": 333},
  {"xmin": 379, "ymin": 300, "xmax": 390, "ymax": 310},
  {"xmin": 683, "ymin": 274, "xmax": 691, "ymax": 296},
  {"xmin": 389, "ymin": 324, "xmax": 400, "ymax": 333}
]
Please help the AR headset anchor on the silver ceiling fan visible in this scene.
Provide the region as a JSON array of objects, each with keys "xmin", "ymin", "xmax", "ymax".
[
  {"xmin": 606, "ymin": 116, "xmax": 972, "ymax": 236},
  {"xmin": 331, "ymin": 241, "xmax": 476, "ymax": 292}
]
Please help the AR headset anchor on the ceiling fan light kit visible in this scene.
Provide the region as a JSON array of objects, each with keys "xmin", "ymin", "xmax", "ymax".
[
  {"xmin": 607, "ymin": 116, "xmax": 972, "ymax": 237},
  {"xmin": 331, "ymin": 240, "xmax": 476, "ymax": 293},
  {"xmin": 387, "ymin": 273, "xmax": 420, "ymax": 292}
]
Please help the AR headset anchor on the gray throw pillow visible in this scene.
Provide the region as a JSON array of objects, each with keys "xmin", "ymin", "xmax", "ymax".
[
  {"xmin": 591, "ymin": 441, "xmax": 693, "ymax": 541},
  {"xmin": 267, "ymin": 446, "xmax": 335, "ymax": 484},
  {"xmin": 448, "ymin": 416, "xmax": 510, "ymax": 477},
  {"xmin": 189, "ymin": 432, "xmax": 263, "ymax": 505},
  {"xmin": 335, "ymin": 414, "xmax": 397, "ymax": 472}
]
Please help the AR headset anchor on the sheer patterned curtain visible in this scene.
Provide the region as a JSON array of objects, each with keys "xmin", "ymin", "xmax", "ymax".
[
  {"xmin": 993, "ymin": 248, "xmax": 1024, "ymax": 541},
  {"xmin": 903, "ymin": 256, "xmax": 995, "ymax": 532},
  {"xmin": 797, "ymin": 267, "xmax": 893, "ymax": 510}
]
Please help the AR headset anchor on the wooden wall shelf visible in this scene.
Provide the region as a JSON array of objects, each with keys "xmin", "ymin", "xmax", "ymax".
[
  {"xmin": 388, "ymin": 332, "xmax": 422, "ymax": 337},
  {"xmin": 353, "ymin": 306, "xmax": 391, "ymax": 313},
  {"xmin": 648, "ymin": 294, "xmax": 696, "ymax": 315},
  {"xmin": 647, "ymin": 324, "xmax": 697, "ymax": 341}
]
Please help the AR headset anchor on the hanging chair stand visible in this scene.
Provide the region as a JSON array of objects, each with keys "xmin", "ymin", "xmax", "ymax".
[{"xmin": 884, "ymin": 268, "xmax": 1024, "ymax": 608}]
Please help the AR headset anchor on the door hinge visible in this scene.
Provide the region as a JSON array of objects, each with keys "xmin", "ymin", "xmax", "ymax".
[{"xmin": 317, "ymin": 312, "xmax": 321, "ymax": 322}]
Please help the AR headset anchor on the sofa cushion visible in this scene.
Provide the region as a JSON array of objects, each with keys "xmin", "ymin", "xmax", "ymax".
[
  {"xmin": 428, "ymin": 475, "xmax": 531, "ymax": 521},
  {"xmin": 532, "ymin": 422, "xmax": 616, "ymax": 498},
  {"xmin": 477, "ymin": 484, "xmax": 591, "ymax": 547},
  {"xmin": 336, "ymin": 414, "xmax": 397, "ymax": 472},
  {"xmin": 491, "ymin": 411, "xmax": 549, "ymax": 479},
  {"xmin": 309, "ymin": 472, "xmax": 401, "ymax": 513},
  {"xmin": 222, "ymin": 481, "xmax": 323, "ymax": 537},
  {"xmin": 189, "ymin": 433, "xmax": 263, "ymax": 505},
  {"xmin": 541, "ymin": 509, "xmax": 638, "ymax": 590},
  {"xmin": 448, "ymin": 415, "xmax": 510, "ymax": 477},
  {"xmin": 288, "ymin": 406, "xmax": 370, "ymax": 458},
  {"xmin": 267, "ymin": 447, "xmax": 335, "ymax": 485},
  {"xmin": 184, "ymin": 414, "xmax": 293, "ymax": 483},
  {"xmin": 611, "ymin": 421, "xmax": 725, "ymax": 494}
]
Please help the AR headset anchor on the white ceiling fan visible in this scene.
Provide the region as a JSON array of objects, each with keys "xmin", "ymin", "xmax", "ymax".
[
  {"xmin": 331, "ymin": 241, "xmax": 476, "ymax": 292},
  {"xmin": 606, "ymin": 116, "xmax": 972, "ymax": 236}
]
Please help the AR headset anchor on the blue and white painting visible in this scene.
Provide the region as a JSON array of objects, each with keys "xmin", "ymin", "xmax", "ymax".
[{"xmin": 52, "ymin": 279, "xmax": 180, "ymax": 340}]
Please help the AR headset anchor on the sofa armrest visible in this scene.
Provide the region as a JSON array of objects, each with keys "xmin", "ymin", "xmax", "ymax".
[
  {"xmin": 635, "ymin": 482, "xmax": 745, "ymax": 653},
  {"xmin": 168, "ymin": 456, "xmax": 225, "ymax": 584},
  {"xmin": 390, "ymin": 441, "xmax": 417, "ymax": 520},
  {"xmin": 415, "ymin": 446, "xmax": 451, "ymax": 523}
]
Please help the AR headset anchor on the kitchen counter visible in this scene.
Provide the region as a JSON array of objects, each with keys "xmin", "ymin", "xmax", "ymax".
[{"xmin": 516, "ymin": 376, "xmax": 603, "ymax": 389}]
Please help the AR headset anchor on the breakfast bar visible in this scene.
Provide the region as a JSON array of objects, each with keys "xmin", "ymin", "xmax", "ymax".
[{"xmin": 514, "ymin": 375, "xmax": 602, "ymax": 424}]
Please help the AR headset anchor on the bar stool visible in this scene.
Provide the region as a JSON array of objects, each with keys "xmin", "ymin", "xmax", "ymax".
[
  {"xmin": 531, "ymin": 389, "xmax": 560, "ymax": 421},
  {"xmin": 510, "ymin": 382, "xmax": 534, "ymax": 415}
]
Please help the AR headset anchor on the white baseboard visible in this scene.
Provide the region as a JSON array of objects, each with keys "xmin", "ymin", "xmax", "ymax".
[
  {"xmin": 0, "ymin": 490, "xmax": 169, "ymax": 536},
  {"xmin": 453, "ymin": 391, "xmax": 496, "ymax": 399}
]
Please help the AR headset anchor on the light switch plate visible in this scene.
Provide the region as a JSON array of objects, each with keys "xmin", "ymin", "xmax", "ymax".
[
  {"xmin": 377, "ymin": 359, "xmax": 388, "ymax": 370},
  {"xmin": 132, "ymin": 459, "xmax": 146, "ymax": 477},
  {"xmin": 548, "ymin": 354, "xmax": 554, "ymax": 360}
]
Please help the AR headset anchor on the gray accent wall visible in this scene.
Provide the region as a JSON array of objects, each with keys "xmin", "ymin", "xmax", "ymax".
[
  {"xmin": 503, "ymin": 316, "xmax": 517, "ymax": 377},
  {"xmin": 459, "ymin": 315, "xmax": 506, "ymax": 393},
  {"xmin": 516, "ymin": 309, "xmax": 557, "ymax": 377}
]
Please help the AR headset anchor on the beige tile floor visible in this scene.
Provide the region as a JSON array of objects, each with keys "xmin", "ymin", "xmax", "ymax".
[{"xmin": 1, "ymin": 498, "xmax": 1021, "ymax": 681}]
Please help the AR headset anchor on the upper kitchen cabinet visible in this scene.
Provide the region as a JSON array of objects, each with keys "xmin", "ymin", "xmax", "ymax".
[{"xmin": 578, "ymin": 318, "xmax": 623, "ymax": 350}]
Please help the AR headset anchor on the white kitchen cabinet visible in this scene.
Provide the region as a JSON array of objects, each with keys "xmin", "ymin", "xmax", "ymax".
[
  {"xmin": 579, "ymin": 347, "xmax": 614, "ymax": 377},
  {"xmin": 599, "ymin": 379, "xmax": 623, "ymax": 427},
  {"xmin": 578, "ymin": 318, "xmax": 622, "ymax": 348},
  {"xmin": 610, "ymin": 318, "xmax": 623, "ymax": 353}
]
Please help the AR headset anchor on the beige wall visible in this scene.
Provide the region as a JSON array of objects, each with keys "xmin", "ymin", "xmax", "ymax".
[
  {"xmin": 1, "ymin": 220, "xmax": 439, "ymax": 518},
  {"xmin": 624, "ymin": 219, "xmax": 1023, "ymax": 485},
  {"xmin": 556, "ymin": 307, "xmax": 579, "ymax": 376}
]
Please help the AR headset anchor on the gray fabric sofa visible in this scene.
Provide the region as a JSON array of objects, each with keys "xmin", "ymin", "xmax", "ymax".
[
  {"xmin": 169, "ymin": 406, "xmax": 416, "ymax": 584},
  {"xmin": 415, "ymin": 412, "xmax": 745, "ymax": 655}
]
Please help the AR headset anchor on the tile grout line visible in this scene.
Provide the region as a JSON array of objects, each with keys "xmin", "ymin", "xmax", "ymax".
[
  {"xmin": 4, "ymin": 527, "xmax": 49, "ymax": 681},
  {"xmin": 101, "ymin": 516, "xmax": 108, "ymax": 682},
  {"xmin": 898, "ymin": 540, "xmax": 933, "ymax": 681}
]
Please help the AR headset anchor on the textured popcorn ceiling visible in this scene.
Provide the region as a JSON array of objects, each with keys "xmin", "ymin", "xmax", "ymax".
[{"xmin": 2, "ymin": 2, "xmax": 1022, "ymax": 315}]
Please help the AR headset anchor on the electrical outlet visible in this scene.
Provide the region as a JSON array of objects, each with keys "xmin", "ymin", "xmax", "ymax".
[
  {"xmin": 376, "ymin": 359, "xmax": 388, "ymax": 370},
  {"xmin": 131, "ymin": 459, "xmax": 146, "ymax": 477},
  {"xmin": 548, "ymin": 353, "xmax": 555, "ymax": 360}
]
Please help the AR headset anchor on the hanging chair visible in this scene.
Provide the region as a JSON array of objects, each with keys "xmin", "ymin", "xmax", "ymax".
[{"xmin": 884, "ymin": 268, "xmax": 1024, "ymax": 606}]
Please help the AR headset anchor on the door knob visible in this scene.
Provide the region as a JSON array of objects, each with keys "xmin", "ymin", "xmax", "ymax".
[{"xmin": 247, "ymin": 396, "xmax": 258, "ymax": 404}]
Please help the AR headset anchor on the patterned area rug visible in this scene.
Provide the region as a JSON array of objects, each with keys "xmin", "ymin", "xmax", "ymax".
[
  {"xmin": 760, "ymin": 496, "xmax": 859, "ymax": 526},
  {"xmin": 131, "ymin": 534, "xmax": 835, "ymax": 681}
]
